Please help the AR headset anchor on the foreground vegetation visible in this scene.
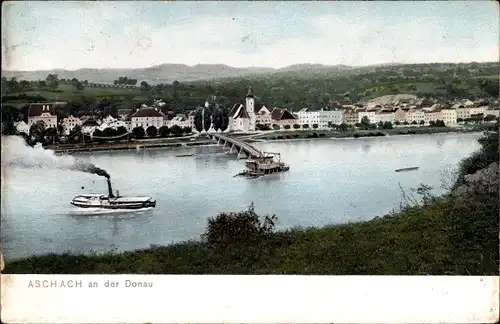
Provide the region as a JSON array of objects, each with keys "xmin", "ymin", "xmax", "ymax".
[{"xmin": 4, "ymin": 126, "xmax": 498, "ymax": 275}]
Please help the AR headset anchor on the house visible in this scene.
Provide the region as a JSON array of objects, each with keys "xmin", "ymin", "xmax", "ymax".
[
  {"xmin": 321, "ymin": 109, "xmax": 344, "ymax": 127},
  {"xmin": 255, "ymin": 106, "xmax": 272, "ymax": 126},
  {"xmin": 357, "ymin": 109, "xmax": 376, "ymax": 124},
  {"xmin": 102, "ymin": 115, "xmax": 118, "ymax": 125},
  {"xmin": 168, "ymin": 115, "xmax": 193, "ymax": 129},
  {"xmin": 270, "ymin": 108, "xmax": 297, "ymax": 128},
  {"xmin": 469, "ymin": 106, "xmax": 488, "ymax": 116},
  {"xmin": 81, "ymin": 118, "xmax": 100, "ymax": 134},
  {"xmin": 130, "ymin": 107, "xmax": 164, "ymax": 132},
  {"xmin": 456, "ymin": 107, "xmax": 471, "ymax": 120},
  {"xmin": 394, "ymin": 108, "xmax": 407, "ymax": 122},
  {"xmin": 344, "ymin": 109, "xmax": 358, "ymax": 125},
  {"xmin": 374, "ymin": 109, "xmax": 395, "ymax": 124},
  {"xmin": 424, "ymin": 108, "xmax": 442, "ymax": 124},
  {"xmin": 297, "ymin": 108, "xmax": 320, "ymax": 126},
  {"xmin": 28, "ymin": 103, "xmax": 58, "ymax": 129},
  {"xmin": 440, "ymin": 108, "xmax": 457, "ymax": 126},
  {"xmin": 61, "ymin": 115, "xmax": 83, "ymax": 135},
  {"xmin": 405, "ymin": 109, "xmax": 425, "ymax": 124}
]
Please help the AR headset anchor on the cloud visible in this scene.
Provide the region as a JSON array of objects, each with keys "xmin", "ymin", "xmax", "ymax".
[{"xmin": 2, "ymin": 3, "xmax": 498, "ymax": 70}]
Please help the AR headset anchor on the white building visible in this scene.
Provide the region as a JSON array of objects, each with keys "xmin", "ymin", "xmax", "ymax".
[
  {"xmin": 228, "ymin": 86, "xmax": 259, "ymax": 132},
  {"xmin": 405, "ymin": 109, "xmax": 425, "ymax": 124},
  {"xmin": 469, "ymin": 106, "xmax": 488, "ymax": 116},
  {"xmin": 440, "ymin": 108, "xmax": 457, "ymax": 126},
  {"xmin": 102, "ymin": 115, "xmax": 118, "ymax": 125},
  {"xmin": 297, "ymin": 108, "xmax": 320, "ymax": 126},
  {"xmin": 61, "ymin": 115, "xmax": 83, "ymax": 135},
  {"xmin": 130, "ymin": 107, "xmax": 164, "ymax": 132},
  {"xmin": 167, "ymin": 115, "xmax": 193, "ymax": 129},
  {"xmin": 357, "ymin": 110, "xmax": 376, "ymax": 124},
  {"xmin": 81, "ymin": 118, "xmax": 100, "ymax": 134},
  {"xmin": 255, "ymin": 106, "xmax": 272, "ymax": 126},
  {"xmin": 374, "ymin": 110, "xmax": 395, "ymax": 124},
  {"xmin": 456, "ymin": 107, "xmax": 471, "ymax": 120},
  {"xmin": 28, "ymin": 103, "xmax": 58, "ymax": 129}
]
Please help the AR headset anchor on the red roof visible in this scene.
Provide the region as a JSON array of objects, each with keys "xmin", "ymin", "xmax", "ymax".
[
  {"xmin": 28, "ymin": 103, "xmax": 56, "ymax": 117},
  {"xmin": 130, "ymin": 108, "xmax": 163, "ymax": 118},
  {"xmin": 271, "ymin": 108, "xmax": 296, "ymax": 121}
]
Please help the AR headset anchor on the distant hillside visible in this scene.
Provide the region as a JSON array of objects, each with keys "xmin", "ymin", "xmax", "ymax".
[
  {"xmin": 1, "ymin": 64, "xmax": 278, "ymax": 85},
  {"xmin": 3, "ymin": 62, "xmax": 497, "ymax": 86}
]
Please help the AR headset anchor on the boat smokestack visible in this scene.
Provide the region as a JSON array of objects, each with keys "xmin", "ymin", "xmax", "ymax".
[{"xmin": 107, "ymin": 178, "xmax": 115, "ymax": 198}]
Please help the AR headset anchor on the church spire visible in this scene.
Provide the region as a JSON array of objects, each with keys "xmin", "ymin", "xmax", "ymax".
[{"xmin": 246, "ymin": 86, "xmax": 254, "ymax": 98}]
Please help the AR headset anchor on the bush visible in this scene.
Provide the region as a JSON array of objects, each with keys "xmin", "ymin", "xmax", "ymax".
[
  {"xmin": 131, "ymin": 126, "xmax": 145, "ymax": 139},
  {"xmin": 158, "ymin": 126, "xmax": 170, "ymax": 137},
  {"xmin": 312, "ymin": 123, "xmax": 319, "ymax": 129},
  {"xmin": 272, "ymin": 124, "xmax": 280, "ymax": 130},
  {"xmin": 302, "ymin": 124, "xmax": 309, "ymax": 129},
  {"xmin": 146, "ymin": 126, "xmax": 158, "ymax": 137},
  {"xmin": 293, "ymin": 124, "xmax": 300, "ymax": 129},
  {"xmin": 201, "ymin": 203, "xmax": 277, "ymax": 246},
  {"xmin": 284, "ymin": 124, "xmax": 291, "ymax": 129}
]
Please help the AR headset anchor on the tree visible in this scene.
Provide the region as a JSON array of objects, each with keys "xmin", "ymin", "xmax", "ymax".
[
  {"xmin": 302, "ymin": 124, "xmax": 309, "ymax": 129},
  {"xmin": 140, "ymin": 81, "xmax": 151, "ymax": 92},
  {"xmin": 403, "ymin": 121, "xmax": 409, "ymax": 125},
  {"xmin": 395, "ymin": 120, "xmax": 401, "ymax": 125},
  {"xmin": 411, "ymin": 120, "xmax": 418, "ymax": 125},
  {"xmin": 132, "ymin": 126, "xmax": 146, "ymax": 139},
  {"xmin": 339, "ymin": 123, "xmax": 349, "ymax": 131},
  {"xmin": 29, "ymin": 120, "xmax": 46, "ymax": 139},
  {"xmin": 419, "ymin": 120, "xmax": 425, "ymax": 125},
  {"xmin": 377, "ymin": 121, "xmax": 384, "ymax": 128},
  {"xmin": 45, "ymin": 74, "xmax": 59, "ymax": 90},
  {"xmin": 284, "ymin": 124, "xmax": 291, "ymax": 130},
  {"xmin": 293, "ymin": 124, "xmax": 300, "ymax": 129},
  {"xmin": 360, "ymin": 116, "xmax": 370, "ymax": 129},
  {"xmin": 159, "ymin": 125, "xmax": 170, "ymax": 137},
  {"xmin": 170, "ymin": 125, "xmax": 183, "ymax": 136},
  {"xmin": 429, "ymin": 120, "xmax": 436, "ymax": 127},
  {"xmin": 383, "ymin": 121, "xmax": 393, "ymax": 129},
  {"xmin": 312, "ymin": 123, "xmax": 319, "ymax": 129},
  {"xmin": 272, "ymin": 124, "xmax": 280, "ymax": 130},
  {"xmin": 146, "ymin": 125, "xmax": 158, "ymax": 137},
  {"xmin": 102, "ymin": 127, "xmax": 117, "ymax": 138},
  {"xmin": 182, "ymin": 126, "xmax": 192, "ymax": 134},
  {"xmin": 193, "ymin": 109, "xmax": 204, "ymax": 132},
  {"xmin": 116, "ymin": 126, "xmax": 128, "ymax": 136}
]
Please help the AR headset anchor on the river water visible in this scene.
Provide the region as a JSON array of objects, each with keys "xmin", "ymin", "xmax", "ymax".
[{"xmin": 1, "ymin": 132, "xmax": 482, "ymax": 260}]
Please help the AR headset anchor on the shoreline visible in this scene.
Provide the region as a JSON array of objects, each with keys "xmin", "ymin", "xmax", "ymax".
[{"xmin": 49, "ymin": 125, "xmax": 489, "ymax": 154}]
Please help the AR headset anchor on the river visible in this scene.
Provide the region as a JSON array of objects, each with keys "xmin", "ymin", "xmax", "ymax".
[{"xmin": 1, "ymin": 132, "xmax": 482, "ymax": 261}]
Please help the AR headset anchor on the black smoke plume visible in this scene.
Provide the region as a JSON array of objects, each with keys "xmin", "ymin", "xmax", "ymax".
[{"xmin": 73, "ymin": 161, "xmax": 111, "ymax": 179}]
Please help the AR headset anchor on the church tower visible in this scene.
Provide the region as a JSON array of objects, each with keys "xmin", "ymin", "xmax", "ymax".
[{"xmin": 245, "ymin": 86, "xmax": 256, "ymax": 131}]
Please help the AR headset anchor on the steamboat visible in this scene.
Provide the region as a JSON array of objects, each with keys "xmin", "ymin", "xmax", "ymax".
[{"xmin": 70, "ymin": 179, "xmax": 156, "ymax": 209}]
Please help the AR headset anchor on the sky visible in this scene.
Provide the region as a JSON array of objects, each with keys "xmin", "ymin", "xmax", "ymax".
[{"xmin": 2, "ymin": 1, "xmax": 499, "ymax": 71}]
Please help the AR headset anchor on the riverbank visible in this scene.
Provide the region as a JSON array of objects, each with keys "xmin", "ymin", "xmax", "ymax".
[
  {"xmin": 3, "ymin": 191, "xmax": 497, "ymax": 275},
  {"xmin": 47, "ymin": 124, "xmax": 491, "ymax": 154},
  {"xmin": 248, "ymin": 124, "xmax": 493, "ymax": 142}
]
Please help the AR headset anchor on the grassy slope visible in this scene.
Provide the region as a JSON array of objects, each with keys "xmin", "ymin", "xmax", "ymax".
[{"xmin": 4, "ymin": 192, "xmax": 498, "ymax": 275}]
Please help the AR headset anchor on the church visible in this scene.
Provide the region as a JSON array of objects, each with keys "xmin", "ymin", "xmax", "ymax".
[{"xmin": 227, "ymin": 86, "xmax": 263, "ymax": 132}]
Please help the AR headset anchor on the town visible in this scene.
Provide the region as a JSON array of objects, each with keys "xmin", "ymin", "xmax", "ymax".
[{"xmin": 6, "ymin": 84, "xmax": 500, "ymax": 147}]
